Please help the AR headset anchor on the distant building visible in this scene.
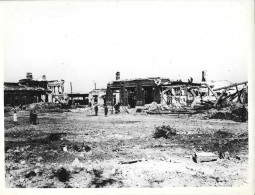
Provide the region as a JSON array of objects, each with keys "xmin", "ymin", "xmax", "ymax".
[
  {"xmin": 105, "ymin": 72, "xmax": 172, "ymax": 108},
  {"xmin": 88, "ymin": 89, "xmax": 106, "ymax": 106},
  {"xmin": 4, "ymin": 72, "xmax": 65, "ymax": 107},
  {"xmin": 4, "ymin": 73, "xmax": 50, "ymax": 107},
  {"xmin": 47, "ymin": 79, "xmax": 65, "ymax": 103},
  {"xmin": 68, "ymin": 93, "xmax": 89, "ymax": 105}
]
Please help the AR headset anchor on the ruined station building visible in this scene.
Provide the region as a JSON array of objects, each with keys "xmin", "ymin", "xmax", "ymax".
[
  {"xmin": 4, "ymin": 72, "xmax": 65, "ymax": 107},
  {"xmin": 105, "ymin": 72, "xmax": 171, "ymax": 108}
]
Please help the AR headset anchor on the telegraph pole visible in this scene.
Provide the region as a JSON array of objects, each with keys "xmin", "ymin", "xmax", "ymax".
[
  {"xmin": 70, "ymin": 82, "xmax": 73, "ymax": 105},
  {"xmin": 93, "ymin": 80, "xmax": 96, "ymax": 90}
]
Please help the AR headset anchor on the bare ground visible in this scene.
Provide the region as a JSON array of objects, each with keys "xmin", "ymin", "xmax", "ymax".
[{"xmin": 4, "ymin": 108, "xmax": 248, "ymax": 188}]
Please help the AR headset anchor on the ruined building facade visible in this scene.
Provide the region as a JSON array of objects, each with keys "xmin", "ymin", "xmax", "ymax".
[
  {"xmin": 89, "ymin": 89, "xmax": 106, "ymax": 106},
  {"xmin": 47, "ymin": 79, "xmax": 65, "ymax": 103},
  {"xmin": 4, "ymin": 73, "xmax": 65, "ymax": 107},
  {"xmin": 106, "ymin": 72, "xmax": 171, "ymax": 108}
]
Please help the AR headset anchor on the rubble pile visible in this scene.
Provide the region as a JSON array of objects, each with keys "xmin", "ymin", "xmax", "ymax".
[
  {"xmin": 143, "ymin": 102, "xmax": 171, "ymax": 112},
  {"xmin": 153, "ymin": 125, "xmax": 177, "ymax": 139},
  {"xmin": 209, "ymin": 105, "xmax": 248, "ymax": 122},
  {"xmin": 4, "ymin": 106, "xmax": 15, "ymax": 112},
  {"xmin": 28, "ymin": 102, "xmax": 60, "ymax": 110}
]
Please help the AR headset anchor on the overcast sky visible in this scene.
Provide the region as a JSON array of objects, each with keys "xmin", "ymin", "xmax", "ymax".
[{"xmin": 2, "ymin": 0, "xmax": 253, "ymax": 93}]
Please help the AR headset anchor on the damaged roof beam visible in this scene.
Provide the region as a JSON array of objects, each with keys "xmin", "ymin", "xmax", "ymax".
[{"xmin": 213, "ymin": 81, "xmax": 248, "ymax": 91}]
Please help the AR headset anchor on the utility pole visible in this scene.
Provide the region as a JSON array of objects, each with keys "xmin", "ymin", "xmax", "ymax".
[
  {"xmin": 70, "ymin": 82, "xmax": 73, "ymax": 105},
  {"xmin": 93, "ymin": 80, "xmax": 96, "ymax": 90}
]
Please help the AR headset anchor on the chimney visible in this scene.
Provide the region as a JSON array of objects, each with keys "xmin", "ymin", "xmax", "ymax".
[
  {"xmin": 26, "ymin": 72, "xmax": 33, "ymax": 80},
  {"xmin": 202, "ymin": 70, "xmax": 207, "ymax": 82},
  {"xmin": 116, "ymin": 72, "xmax": 120, "ymax": 80},
  {"xmin": 42, "ymin": 75, "xmax": 46, "ymax": 80}
]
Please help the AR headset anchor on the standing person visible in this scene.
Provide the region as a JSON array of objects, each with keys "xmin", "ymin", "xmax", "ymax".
[
  {"xmin": 13, "ymin": 110, "xmax": 17, "ymax": 125},
  {"xmin": 104, "ymin": 104, "xmax": 108, "ymax": 117},
  {"xmin": 29, "ymin": 110, "xmax": 33, "ymax": 124},
  {"xmin": 94, "ymin": 105, "xmax": 98, "ymax": 116},
  {"xmin": 240, "ymin": 105, "xmax": 248, "ymax": 122},
  {"xmin": 33, "ymin": 110, "xmax": 37, "ymax": 125},
  {"xmin": 114, "ymin": 102, "xmax": 120, "ymax": 114}
]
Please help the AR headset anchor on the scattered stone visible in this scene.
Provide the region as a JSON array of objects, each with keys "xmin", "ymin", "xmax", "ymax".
[
  {"xmin": 219, "ymin": 151, "xmax": 230, "ymax": 160},
  {"xmin": 136, "ymin": 108, "xmax": 142, "ymax": 113},
  {"xmin": 25, "ymin": 146, "xmax": 30, "ymax": 149},
  {"xmin": 54, "ymin": 167, "xmax": 70, "ymax": 182},
  {"xmin": 20, "ymin": 160, "xmax": 26, "ymax": 165},
  {"xmin": 73, "ymin": 183, "xmax": 80, "ymax": 188},
  {"xmin": 72, "ymin": 144, "xmax": 79, "ymax": 152},
  {"xmin": 72, "ymin": 158, "xmax": 81, "ymax": 167},
  {"xmin": 71, "ymin": 167, "xmax": 84, "ymax": 174},
  {"xmin": 19, "ymin": 178, "xmax": 25, "ymax": 183},
  {"xmin": 25, "ymin": 170, "xmax": 36, "ymax": 178},
  {"xmin": 48, "ymin": 133, "xmax": 63, "ymax": 142},
  {"xmin": 42, "ymin": 182, "xmax": 55, "ymax": 188},
  {"xmin": 119, "ymin": 159, "xmax": 143, "ymax": 164},
  {"xmin": 5, "ymin": 145, "xmax": 11, "ymax": 153},
  {"xmin": 34, "ymin": 168, "xmax": 41, "ymax": 174},
  {"xmin": 35, "ymin": 163, "xmax": 43, "ymax": 167},
  {"xmin": 63, "ymin": 146, "xmax": 68, "ymax": 152},
  {"xmin": 216, "ymin": 177, "xmax": 225, "ymax": 182},
  {"xmin": 235, "ymin": 156, "xmax": 241, "ymax": 160},
  {"xmin": 37, "ymin": 157, "xmax": 43, "ymax": 162},
  {"xmin": 77, "ymin": 153, "xmax": 85, "ymax": 158},
  {"xmin": 192, "ymin": 152, "xmax": 218, "ymax": 163},
  {"xmin": 153, "ymin": 125, "xmax": 177, "ymax": 139},
  {"xmin": 83, "ymin": 145, "xmax": 91, "ymax": 152},
  {"xmin": 64, "ymin": 183, "xmax": 73, "ymax": 188}
]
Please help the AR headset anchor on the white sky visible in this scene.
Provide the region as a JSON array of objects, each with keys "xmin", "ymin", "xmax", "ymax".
[{"xmin": 2, "ymin": 0, "xmax": 253, "ymax": 93}]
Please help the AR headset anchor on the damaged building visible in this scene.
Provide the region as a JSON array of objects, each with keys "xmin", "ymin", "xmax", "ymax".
[
  {"xmin": 4, "ymin": 72, "xmax": 66, "ymax": 107},
  {"xmin": 47, "ymin": 79, "xmax": 67, "ymax": 103},
  {"xmin": 4, "ymin": 73, "xmax": 50, "ymax": 107},
  {"xmin": 89, "ymin": 89, "xmax": 106, "ymax": 105},
  {"xmin": 106, "ymin": 71, "xmax": 243, "ymax": 109},
  {"xmin": 105, "ymin": 72, "xmax": 172, "ymax": 108},
  {"xmin": 68, "ymin": 93, "xmax": 89, "ymax": 105}
]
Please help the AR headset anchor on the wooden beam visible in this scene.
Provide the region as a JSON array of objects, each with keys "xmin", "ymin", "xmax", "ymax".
[
  {"xmin": 202, "ymin": 83, "xmax": 218, "ymax": 98},
  {"xmin": 214, "ymin": 89, "xmax": 227, "ymax": 108},
  {"xmin": 236, "ymin": 86, "xmax": 242, "ymax": 103},
  {"xmin": 213, "ymin": 81, "xmax": 247, "ymax": 91}
]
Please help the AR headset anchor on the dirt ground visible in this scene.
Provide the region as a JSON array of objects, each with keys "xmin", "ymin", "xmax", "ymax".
[{"xmin": 4, "ymin": 107, "xmax": 248, "ymax": 188}]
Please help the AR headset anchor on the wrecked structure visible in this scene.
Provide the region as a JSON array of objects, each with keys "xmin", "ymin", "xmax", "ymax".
[
  {"xmin": 88, "ymin": 89, "xmax": 106, "ymax": 106},
  {"xmin": 106, "ymin": 72, "xmax": 172, "ymax": 108},
  {"xmin": 4, "ymin": 73, "xmax": 66, "ymax": 107},
  {"xmin": 106, "ymin": 72, "xmax": 248, "ymax": 112},
  {"xmin": 68, "ymin": 93, "xmax": 89, "ymax": 105},
  {"xmin": 147, "ymin": 79, "xmax": 248, "ymax": 114},
  {"xmin": 47, "ymin": 79, "xmax": 67, "ymax": 103},
  {"xmin": 4, "ymin": 73, "xmax": 50, "ymax": 107}
]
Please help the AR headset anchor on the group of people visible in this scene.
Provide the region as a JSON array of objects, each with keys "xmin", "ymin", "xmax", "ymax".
[
  {"xmin": 94, "ymin": 104, "xmax": 108, "ymax": 116},
  {"xmin": 94, "ymin": 102, "xmax": 120, "ymax": 116},
  {"xmin": 13, "ymin": 110, "xmax": 38, "ymax": 125}
]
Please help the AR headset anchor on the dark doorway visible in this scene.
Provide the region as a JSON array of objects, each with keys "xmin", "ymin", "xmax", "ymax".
[
  {"xmin": 144, "ymin": 87, "xmax": 154, "ymax": 104},
  {"xmin": 112, "ymin": 90, "xmax": 120, "ymax": 105},
  {"xmin": 127, "ymin": 88, "xmax": 136, "ymax": 108},
  {"xmin": 93, "ymin": 95, "xmax": 98, "ymax": 103}
]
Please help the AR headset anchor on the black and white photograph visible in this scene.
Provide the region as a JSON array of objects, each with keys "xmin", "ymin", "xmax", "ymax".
[{"xmin": 1, "ymin": 0, "xmax": 254, "ymax": 194}]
